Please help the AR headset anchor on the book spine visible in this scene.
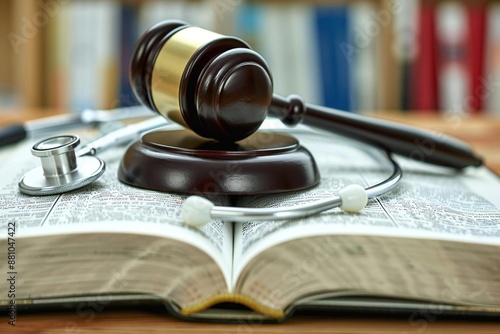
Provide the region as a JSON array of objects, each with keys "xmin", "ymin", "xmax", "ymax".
[
  {"xmin": 412, "ymin": 1, "xmax": 438, "ymax": 112},
  {"xmin": 184, "ymin": 0, "xmax": 216, "ymax": 30},
  {"xmin": 349, "ymin": 1, "xmax": 380, "ymax": 112},
  {"xmin": 211, "ymin": 0, "xmax": 238, "ymax": 35},
  {"xmin": 436, "ymin": 1, "xmax": 469, "ymax": 113},
  {"xmin": 11, "ymin": 0, "xmax": 44, "ymax": 108},
  {"xmin": 377, "ymin": 1, "xmax": 401, "ymax": 111},
  {"xmin": 466, "ymin": 2, "xmax": 486, "ymax": 113},
  {"xmin": 260, "ymin": 4, "xmax": 293, "ymax": 98},
  {"xmin": 288, "ymin": 4, "xmax": 321, "ymax": 105},
  {"xmin": 234, "ymin": 2, "xmax": 262, "ymax": 50},
  {"xmin": 0, "ymin": 0, "xmax": 13, "ymax": 106},
  {"xmin": 484, "ymin": 3, "xmax": 500, "ymax": 114},
  {"xmin": 392, "ymin": 0, "xmax": 418, "ymax": 111},
  {"xmin": 44, "ymin": 2, "xmax": 58, "ymax": 109},
  {"xmin": 118, "ymin": 3, "xmax": 139, "ymax": 107},
  {"xmin": 94, "ymin": 1, "xmax": 120, "ymax": 110},
  {"xmin": 179, "ymin": 293, "xmax": 284, "ymax": 319},
  {"xmin": 68, "ymin": 1, "xmax": 96, "ymax": 111},
  {"xmin": 138, "ymin": 0, "xmax": 185, "ymax": 34},
  {"xmin": 68, "ymin": 0, "xmax": 120, "ymax": 111},
  {"xmin": 314, "ymin": 5, "xmax": 352, "ymax": 111}
]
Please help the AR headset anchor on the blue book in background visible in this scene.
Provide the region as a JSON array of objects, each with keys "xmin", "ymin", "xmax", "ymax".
[
  {"xmin": 314, "ymin": 6, "xmax": 352, "ymax": 111},
  {"xmin": 119, "ymin": 4, "xmax": 139, "ymax": 107},
  {"xmin": 234, "ymin": 3, "xmax": 262, "ymax": 51}
]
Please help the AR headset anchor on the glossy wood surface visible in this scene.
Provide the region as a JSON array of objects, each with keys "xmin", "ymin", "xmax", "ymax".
[
  {"xmin": 4, "ymin": 309, "xmax": 500, "ymax": 333},
  {"xmin": 0, "ymin": 109, "xmax": 499, "ymax": 333},
  {"xmin": 118, "ymin": 129, "xmax": 319, "ymax": 194}
]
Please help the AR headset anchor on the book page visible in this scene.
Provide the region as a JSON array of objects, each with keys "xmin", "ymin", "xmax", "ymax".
[
  {"xmin": 233, "ymin": 130, "xmax": 500, "ymax": 282},
  {"xmin": 0, "ymin": 130, "xmax": 233, "ymax": 291}
]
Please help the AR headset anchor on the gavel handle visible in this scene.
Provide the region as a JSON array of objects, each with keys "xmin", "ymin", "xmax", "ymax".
[{"xmin": 269, "ymin": 94, "xmax": 483, "ymax": 169}]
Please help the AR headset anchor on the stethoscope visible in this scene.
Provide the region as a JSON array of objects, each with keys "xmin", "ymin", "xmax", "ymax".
[
  {"xmin": 15, "ymin": 20, "xmax": 483, "ymax": 227},
  {"xmin": 18, "ymin": 116, "xmax": 168, "ymax": 196},
  {"xmin": 17, "ymin": 115, "xmax": 403, "ymax": 227},
  {"xmin": 18, "ymin": 134, "xmax": 105, "ymax": 196},
  {"xmin": 181, "ymin": 152, "xmax": 403, "ymax": 227}
]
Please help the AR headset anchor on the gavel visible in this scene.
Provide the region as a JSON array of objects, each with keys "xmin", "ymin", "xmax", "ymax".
[{"xmin": 129, "ymin": 20, "xmax": 482, "ymax": 169}]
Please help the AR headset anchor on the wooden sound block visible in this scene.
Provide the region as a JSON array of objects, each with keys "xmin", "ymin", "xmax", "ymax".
[{"xmin": 118, "ymin": 129, "xmax": 320, "ymax": 195}]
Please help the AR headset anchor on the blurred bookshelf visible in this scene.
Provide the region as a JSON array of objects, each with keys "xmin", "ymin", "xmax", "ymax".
[{"xmin": 0, "ymin": 0, "xmax": 499, "ymax": 117}]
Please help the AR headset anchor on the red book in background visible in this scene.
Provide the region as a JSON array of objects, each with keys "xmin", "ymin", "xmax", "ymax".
[
  {"xmin": 412, "ymin": 1, "xmax": 438, "ymax": 112},
  {"xmin": 467, "ymin": 3, "xmax": 486, "ymax": 113}
]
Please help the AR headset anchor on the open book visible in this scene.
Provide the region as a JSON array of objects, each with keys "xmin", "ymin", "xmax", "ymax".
[{"xmin": 1, "ymin": 123, "xmax": 500, "ymax": 321}]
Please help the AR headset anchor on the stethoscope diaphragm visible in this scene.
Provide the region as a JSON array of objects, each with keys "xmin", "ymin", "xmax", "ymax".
[{"xmin": 18, "ymin": 135, "xmax": 105, "ymax": 196}]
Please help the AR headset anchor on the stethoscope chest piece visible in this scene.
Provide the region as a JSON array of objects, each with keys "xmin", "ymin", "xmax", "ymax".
[{"xmin": 18, "ymin": 135, "xmax": 105, "ymax": 196}]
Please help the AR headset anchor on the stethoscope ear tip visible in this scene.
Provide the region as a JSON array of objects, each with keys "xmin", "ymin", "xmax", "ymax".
[
  {"xmin": 338, "ymin": 184, "xmax": 368, "ymax": 212},
  {"xmin": 182, "ymin": 196, "xmax": 214, "ymax": 227}
]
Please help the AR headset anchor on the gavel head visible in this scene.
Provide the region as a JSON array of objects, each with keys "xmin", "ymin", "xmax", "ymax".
[{"xmin": 130, "ymin": 20, "xmax": 273, "ymax": 142}]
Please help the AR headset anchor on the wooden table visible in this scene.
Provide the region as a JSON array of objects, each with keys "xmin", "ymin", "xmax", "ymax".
[
  {"xmin": 1, "ymin": 109, "xmax": 499, "ymax": 333},
  {"xmin": 6, "ymin": 310, "xmax": 500, "ymax": 333}
]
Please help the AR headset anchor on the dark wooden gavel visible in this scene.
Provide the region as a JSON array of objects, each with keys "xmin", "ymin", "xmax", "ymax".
[{"xmin": 129, "ymin": 20, "xmax": 482, "ymax": 169}]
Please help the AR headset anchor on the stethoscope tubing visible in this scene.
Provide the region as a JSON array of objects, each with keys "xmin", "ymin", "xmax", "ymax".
[{"xmin": 205, "ymin": 154, "xmax": 402, "ymax": 223}]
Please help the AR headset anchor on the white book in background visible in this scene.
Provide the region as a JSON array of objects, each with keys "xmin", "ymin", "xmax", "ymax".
[
  {"xmin": 436, "ymin": 2, "xmax": 469, "ymax": 113},
  {"xmin": 184, "ymin": 0, "xmax": 217, "ymax": 31},
  {"xmin": 210, "ymin": 0, "xmax": 238, "ymax": 35},
  {"xmin": 260, "ymin": 4, "xmax": 292, "ymax": 98},
  {"xmin": 68, "ymin": 1, "xmax": 119, "ymax": 111},
  {"xmin": 138, "ymin": 0, "xmax": 224, "ymax": 41},
  {"xmin": 68, "ymin": 1, "xmax": 96, "ymax": 111},
  {"xmin": 484, "ymin": 3, "xmax": 500, "ymax": 115},
  {"xmin": 260, "ymin": 4, "xmax": 320, "ymax": 104},
  {"xmin": 286, "ymin": 4, "xmax": 321, "ymax": 105},
  {"xmin": 138, "ymin": 0, "xmax": 185, "ymax": 33},
  {"xmin": 349, "ymin": 2, "xmax": 380, "ymax": 112},
  {"xmin": 138, "ymin": 1, "xmax": 218, "ymax": 43}
]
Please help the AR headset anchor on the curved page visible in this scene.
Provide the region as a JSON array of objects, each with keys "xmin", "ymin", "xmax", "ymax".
[
  {"xmin": 233, "ymin": 130, "xmax": 500, "ymax": 311},
  {"xmin": 0, "ymin": 133, "xmax": 233, "ymax": 310}
]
